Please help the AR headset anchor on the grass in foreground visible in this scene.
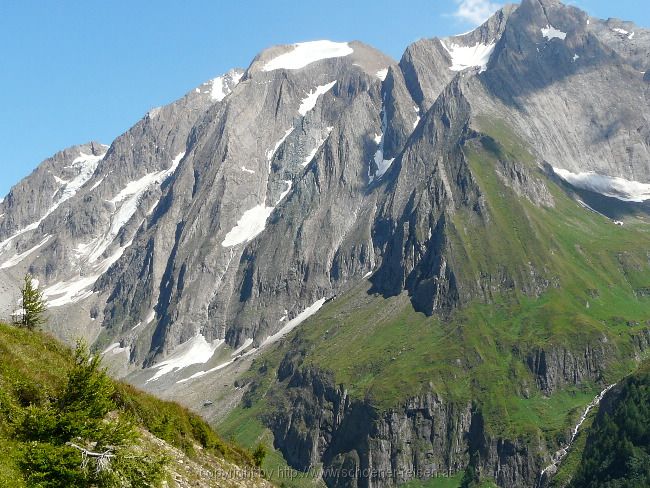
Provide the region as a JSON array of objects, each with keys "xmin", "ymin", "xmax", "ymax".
[{"xmin": 0, "ymin": 323, "xmax": 257, "ymax": 487}]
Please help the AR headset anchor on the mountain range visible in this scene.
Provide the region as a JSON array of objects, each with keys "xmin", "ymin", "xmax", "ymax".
[{"xmin": 1, "ymin": 0, "xmax": 649, "ymax": 486}]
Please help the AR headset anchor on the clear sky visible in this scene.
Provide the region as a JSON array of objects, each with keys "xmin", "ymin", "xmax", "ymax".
[{"xmin": 0, "ymin": 0, "xmax": 647, "ymax": 196}]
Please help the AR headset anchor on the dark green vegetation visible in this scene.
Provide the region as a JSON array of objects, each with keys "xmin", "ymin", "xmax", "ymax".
[
  {"xmin": 17, "ymin": 274, "xmax": 47, "ymax": 330},
  {"xmin": 0, "ymin": 323, "xmax": 254, "ymax": 487},
  {"xmin": 569, "ymin": 362, "xmax": 650, "ymax": 488},
  {"xmin": 220, "ymin": 119, "xmax": 650, "ymax": 486}
]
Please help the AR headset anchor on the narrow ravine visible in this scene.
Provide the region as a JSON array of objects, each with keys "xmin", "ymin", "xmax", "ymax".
[{"xmin": 537, "ymin": 384, "xmax": 615, "ymax": 486}]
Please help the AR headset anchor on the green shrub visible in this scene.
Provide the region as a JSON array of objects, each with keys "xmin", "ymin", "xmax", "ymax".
[
  {"xmin": 14, "ymin": 342, "xmax": 165, "ymax": 487},
  {"xmin": 252, "ymin": 443, "xmax": 267, "ymax": 467}
]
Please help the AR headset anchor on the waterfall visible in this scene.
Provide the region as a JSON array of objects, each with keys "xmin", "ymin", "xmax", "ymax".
[{"xmin": 537, "ymin": 384, "xmax": 615, "ymax": 486}]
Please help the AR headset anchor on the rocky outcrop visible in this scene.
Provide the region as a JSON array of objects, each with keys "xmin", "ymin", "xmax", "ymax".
[
  {"xmin": 526, "ymin": 329, "xmax": 650, "ymax": 395},
  {"xmin": 632, "ymin": 327, "xmax": 650, "ymax": 359},
  {"xmin": 525, "ymin": 342, "xmax": 611, "ymax": 395},
  {"xmin": 493, "ymin": 151, "xmax": 554, "ymax": 207},
  {"xmin": 469, "ymin": 423, "xmax": 543, "ymax": 488},
  {"xmin": 264, "ymin": 356, "xmax": 546, "ymax": 488},
  {"xmin": 0, "ymin": 142, "xmax": 106, "ymax": 239},
  {"xmin": 262, "ymin": 328, "xmax": 650, "ymax": 487}
]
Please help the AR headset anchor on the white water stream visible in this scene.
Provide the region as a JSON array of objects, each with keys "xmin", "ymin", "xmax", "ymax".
[{"xmin": 538, "ymin": 384, "xmax": 615, "ymax": 485}]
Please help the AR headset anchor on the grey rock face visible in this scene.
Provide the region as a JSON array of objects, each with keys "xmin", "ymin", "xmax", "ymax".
[
  {"xmin": 265, "ymin": 357, "xmax": 545, "ymax": 488},
  {"xmin": 478, "ymin": 0, "xmax": 650, "ymax": 181},
  {"xmin": 526, "ymin": 329, "xmax": 650, "ymax": 396},
  {"xmin": 525, "ymin": 342, "xmax": 611, "ymax": 395},
  {"xmin": 589, "ymin": 17, "xmax": 650, "ymax": 71},
  {"xmin": 0, "ymin": 2, "xmax": 647, "ymax": 488},
  {"xmin": 0, "ymin": 70, "xmax": 243, "ymax": 338},
  {"xmin": 370, "ymin": 79, "xmax": 476, "ymax": 313},
  {"xmin": 0, "ymin": 142, "xmax": 106, "ymax": 239},
  {"xmin": 93, "ymin": 42, "xmax": 396, "ymax": 367}
]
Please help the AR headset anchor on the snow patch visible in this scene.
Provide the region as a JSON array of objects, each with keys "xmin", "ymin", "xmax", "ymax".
[
  {"xmin": 147, "ymin": 335, "xmax": 223, "ymax": 382},
  {"xmin": 262, "ymin": 40, "xmax": 354, "ymax": 71},
  {"xmin": 262, "ymin": 298, "xmax": 327, "ymax": 347},
  {"xmin": 241, "ymin": 166, "xmax": 255, "ymax": 174},
  {"xmin": 210, "ymin": 70, "xmax": 243, "ymax": 102},
  {"xmin": 44, "ymin": 238, "xmax": 133, "ymax": 307},
  {"xmin": 298, "ymin": 81, "xmax": 337, "ymax": 116},
  {"xmin": 277, "ymin": 180, "xmax": 292, "ymax": 205},
  {"xmin": 210, "ymin": 76, "xmax": 229, "ymax": 101},
  {"xmin": 303, "ymin": 146, "xmax": 320, "ymax": 167},
  {"xmin": 553, "ymin": 167, "xmax": 650, "ymax": 202},
  {"xmin": 376, "ymin": 68, "xmax": 388, "ymax": 81},
  {"xmin": 147, "ymin": 107, "xmax": 162, "ymax": 119},
  {"xmin": 225, "ymin": 133, "xmax": 300, "ymax": 247},
  {"xmin": 144, "ymin": 309, "xmax": 156, "ymax": 324},
  {"xmin": 102, "ymin": 342, "xmax": 128, "ymax": 355},
  {"xmin": 221, "ymin": 205, "xmax": 274, "ymax": 247},
  {"xmin": 176, "ymin": 360, "xmax": 233, "ymax": 383},
  {"xmin": 0, "ymin": 235, "xmax": 52, "ymax": 269},
  {"xmin": 0, "ymin": 150, "xmax": 106, "ymax": 255},
  {"xmin": 375, "ymin": 157, "xmax": 395, "ymax": 180},
  {"xmin": 612, "ymin": 27, "xmax": 629, "ymax": 35},
  {"xmin": 541, "ymin": 25, "xmax": 567, "ymax": 41},
  {"xmin": 302, "ymin": 127, "xmax": 334, "ymax": 166},
  {"xmin": 82, "ymin": 152, "xmax": 184, "ymax": 263},
  {"xmin": 44, "ymin": 272, "xmax": 101, "ymax": 307},
  {"xmin": 573, "ymin": 54, "xmax": 580, "ymax": 62},
  {"xmin": 59, "ymin": 152, "xmax": 105, "ymax": 201},
  {"xmin": 370, "ymin": 105, "xmax": 395, "ymax": 182},
  {"xmin": 413, "ymin": 106, "xmax": 421, "ymax": 129},
  {"xmin": 176, "ymin": 341, "xmax": 260, "ymax": 384},
  {"xmin": 302, "ymin": 128, "xmax": 333, "ymax": 167},
  {"xmin": 231, "ymin": 338, "xmax": 254, "ymax": 357},
  {"xmin": 266, "ymin": 128, "xmax": 294, "ymax": 168},
  {"xmin": 441, "ymin": 40, "xmax": 496, "ymax": 73}
]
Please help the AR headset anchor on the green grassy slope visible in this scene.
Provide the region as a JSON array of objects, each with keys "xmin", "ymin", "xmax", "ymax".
[
  {"xmin": 0, "ymin": 323, "xmax": 258, "ymax": 487},
  {"xmin": 219, "ymin": 118, "xmax": 650, "ymax": 485}
]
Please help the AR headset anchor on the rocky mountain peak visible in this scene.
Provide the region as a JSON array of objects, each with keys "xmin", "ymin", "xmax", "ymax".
[{"xmin": 246, "ymin": 39, "xmax": 395, "ymax": 80}]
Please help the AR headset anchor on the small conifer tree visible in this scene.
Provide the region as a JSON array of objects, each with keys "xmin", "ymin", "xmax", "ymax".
[
  {"xmin": 20, "ymin": 274, "xmax": 47, "ymax": 330},
  {"xmin": 252, "ymin": 443, "xmax": 267, "ymax": 467}
]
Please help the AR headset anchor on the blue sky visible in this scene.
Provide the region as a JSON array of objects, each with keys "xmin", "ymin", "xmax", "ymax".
[{"xmin": 0, "ymin": 0, "xmax": 647, "ymax": 196}]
